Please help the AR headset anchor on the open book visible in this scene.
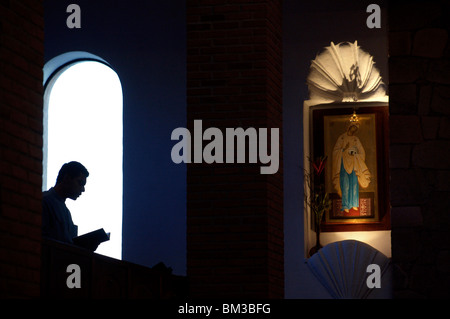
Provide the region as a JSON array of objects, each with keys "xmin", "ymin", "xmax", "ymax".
[{"xmin": 72, "ymin": 228, "xmax": 110, "ymax": 251}]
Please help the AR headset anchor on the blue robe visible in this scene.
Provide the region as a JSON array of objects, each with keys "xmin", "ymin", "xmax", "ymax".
[{"xmin": 339, "ymin": 158, "xmax": 359, "ymax": 211}]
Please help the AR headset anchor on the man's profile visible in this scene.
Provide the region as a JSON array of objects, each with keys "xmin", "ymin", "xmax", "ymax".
[{"xmin": 42, "ymin": 161, "xmax": 89, "ymax": 244}]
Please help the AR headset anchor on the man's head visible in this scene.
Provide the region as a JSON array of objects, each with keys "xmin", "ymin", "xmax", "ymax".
[{"xmin": 55, "ymin": 161, "xmax": 89, "ymax": 200}]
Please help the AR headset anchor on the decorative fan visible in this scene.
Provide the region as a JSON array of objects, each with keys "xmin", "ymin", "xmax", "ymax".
[
  {"xmin": 307, "ymin": 41, "xmax": 386, "ymax": 102},
  {"xmin": 306, "ymin": 240, "xmax": 391, "ymax": 298}
]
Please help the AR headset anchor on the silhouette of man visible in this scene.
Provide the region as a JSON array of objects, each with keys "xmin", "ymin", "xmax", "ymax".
[{"xmin": 42, "ymin": 161, "xmax": 89, "ymax": 244}]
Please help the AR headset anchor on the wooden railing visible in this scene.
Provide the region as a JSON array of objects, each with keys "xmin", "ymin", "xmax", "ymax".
[{"xmin": 41, "ymin": 238, "xmax": 187, "ymax": 299}]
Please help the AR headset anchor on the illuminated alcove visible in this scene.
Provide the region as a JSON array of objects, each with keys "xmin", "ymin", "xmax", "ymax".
[
  {"xmin": 303, "ymin": 41, "xmax": 391, "ymax": 258},
  {"xmin": 43, "ymin": 52, "xmax": 123, "ymax": 259}
]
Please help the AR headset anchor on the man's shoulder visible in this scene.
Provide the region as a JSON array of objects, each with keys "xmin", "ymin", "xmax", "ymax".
[
  {"xmin": 42, "ymin": 188, "xmax": 53, "ymax": 199},
  {"xmin": 42, "ymin": 188, "xmax": 59, "ymax": 204}
]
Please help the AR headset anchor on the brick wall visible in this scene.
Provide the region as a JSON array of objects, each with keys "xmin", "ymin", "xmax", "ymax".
[
  {"xmin": 389, "ymin": 0, "xmax": 450, "ymax": 298},
  {"xmin": 0, "ymin": 1, "xmax": 44, "ymax": 298},
  {"xmin": 186, "ymin": 0, "xmax": 283, "ymax": 298}
]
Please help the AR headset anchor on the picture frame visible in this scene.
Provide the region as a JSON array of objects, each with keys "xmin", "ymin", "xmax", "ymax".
[{"xmin": 310, "ymin": 102, "xmax": 390, "ymax": 232}]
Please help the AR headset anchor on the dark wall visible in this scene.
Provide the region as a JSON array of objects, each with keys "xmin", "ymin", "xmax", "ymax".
[
  {"xmin": 186, "ymin": 0, "xmax": 283, "ymax": 298},
  {"xmin": 0, "ymin": 0, "xmax": 44, "ymax": 298},
  {"xmin": 389, "ymin": 0, "xmax": 450, "ymax": 298},
  {"xmin": 44, "ymin": 0, "xmax": 187, "ymax": 275}
]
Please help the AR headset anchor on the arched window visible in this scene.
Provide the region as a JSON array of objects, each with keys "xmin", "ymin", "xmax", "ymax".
[{"xmin": 43, "ymin": 55, "xmax": 123, "ymax": 260}]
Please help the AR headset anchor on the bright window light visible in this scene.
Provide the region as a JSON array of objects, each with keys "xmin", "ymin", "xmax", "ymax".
[{"xmin": 44, "ymin": 61, "xmax": 123, "ymax": 260}]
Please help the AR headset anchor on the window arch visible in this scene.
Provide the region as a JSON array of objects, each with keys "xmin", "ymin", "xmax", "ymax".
[{"xmin": 43, "ymin": 53, "xmax": 123, "ymax": 260}]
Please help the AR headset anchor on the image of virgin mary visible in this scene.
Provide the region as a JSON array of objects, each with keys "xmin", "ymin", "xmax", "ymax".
[{"xmin": 331, "ymin": 120, "xmax": 371, "ymax": 213}]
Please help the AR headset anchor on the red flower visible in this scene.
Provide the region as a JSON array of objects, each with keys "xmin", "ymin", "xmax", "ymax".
[{"xmin": 312, "ymin": 156, "xmax": 327, "ymax": 176}]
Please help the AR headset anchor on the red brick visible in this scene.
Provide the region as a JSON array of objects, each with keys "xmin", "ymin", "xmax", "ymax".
[
  {"xmin": 187, "ymin": 0, "xmax": 283, "ymax": 298},
  {"xmin": 0, "ymin": 1, "xmax": 43, "ymax": 298}
]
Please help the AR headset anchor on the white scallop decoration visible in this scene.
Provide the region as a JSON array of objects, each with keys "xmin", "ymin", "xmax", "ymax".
[
  {"xmin": 306, "ymin": 240, "xmax": 392, "ymax": 299},
  {"xmin": 307, "ymin": 41, "xmax": 387, "ymax": 102}
]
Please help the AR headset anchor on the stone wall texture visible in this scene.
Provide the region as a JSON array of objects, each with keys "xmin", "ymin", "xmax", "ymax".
[{"xmin": 389, "ymin": 0, "xmax": 450, "ymax": 298}]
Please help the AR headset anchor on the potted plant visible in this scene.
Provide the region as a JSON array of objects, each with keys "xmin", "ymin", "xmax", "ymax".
[{"xmin": 305, "ymin": 155, "xmax": 331, "ymax": 257}]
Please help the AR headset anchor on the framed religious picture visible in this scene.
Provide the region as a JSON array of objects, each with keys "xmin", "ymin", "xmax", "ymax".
[{"xmin": 311, "ymin": 102, "xmax": 390, "ymax": 232}]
